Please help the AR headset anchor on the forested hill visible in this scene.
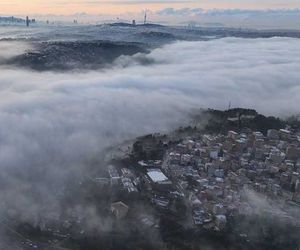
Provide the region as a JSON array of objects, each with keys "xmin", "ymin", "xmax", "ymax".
[{"xmin": 194, "ymin": 108, "xmax": 300, "ymax": 135}]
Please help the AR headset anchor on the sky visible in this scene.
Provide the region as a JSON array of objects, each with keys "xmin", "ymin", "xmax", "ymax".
[{"xmin": 1, "ymin": 0, "xmax": 300, "ymax": 15}]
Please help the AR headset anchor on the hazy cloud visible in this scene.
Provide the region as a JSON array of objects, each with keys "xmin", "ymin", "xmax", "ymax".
[
  {"xmin": 155, "ymin": 8, "xmax": 300, "ymax": 28},
  {"xmin": 0, "ymin": 36, "xmax": 300, "ymax": 243}
]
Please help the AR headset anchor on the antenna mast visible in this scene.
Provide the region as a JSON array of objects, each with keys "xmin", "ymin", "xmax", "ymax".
[{"xmin": 144, "ymin": 11, "xmax": 147, "ymax": 25}]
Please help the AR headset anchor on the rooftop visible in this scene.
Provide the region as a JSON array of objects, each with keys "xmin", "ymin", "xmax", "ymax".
[{"xmin": 147, "ymin": 169, "xmax": 170, "ymax": 184}]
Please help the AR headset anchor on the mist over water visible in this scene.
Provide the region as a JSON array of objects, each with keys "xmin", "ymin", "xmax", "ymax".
[{"xmin": 0, "ymin": 25, "xmax": 300, "ymax": 247}]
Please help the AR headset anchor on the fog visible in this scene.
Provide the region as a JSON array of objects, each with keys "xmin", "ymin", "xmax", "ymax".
[
  {"xmin": 0, "ymin": 36, "xmax": 300, "ymax": 245},
  {"xmin": 115, "ymin": 37, "xmax": 300, "ymax": 117},
  {"xmin": 0, "ymin": 41, "xmax": 32, "ymax": 61}
]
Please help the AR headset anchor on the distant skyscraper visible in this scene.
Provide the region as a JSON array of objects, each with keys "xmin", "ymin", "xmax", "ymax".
[
  {"xmin": 26, "ymin": 16, "xmax": 30, "ymax": 27},
  {"xmin": 144, "ymin": 12, "xmax": 147, "ymax": 25},
  {"xmin": 132, "ymin": 20, "xmax": 136, "ymax": 26}
]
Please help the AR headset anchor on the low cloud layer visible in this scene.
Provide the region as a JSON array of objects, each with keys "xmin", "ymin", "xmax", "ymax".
[
  {"xmin": 163, "ymin": 8, "xmax": 300, "ymax": 29},
  {"xmin": 0, "ymin": 36, "xmax": 300, "ymax": 244},
  {"xmin": 118, "ymin": 37, "xmax": 300, "ymax": 116},
  {"xmin": 0, "ymin": 41, "xmax": 32, "ymax": 61}
]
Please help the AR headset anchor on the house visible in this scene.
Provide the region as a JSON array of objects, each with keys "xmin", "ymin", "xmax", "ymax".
[{"xmin": 111, "ymin": 201, "xmax": 129, "ymax": 219}]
